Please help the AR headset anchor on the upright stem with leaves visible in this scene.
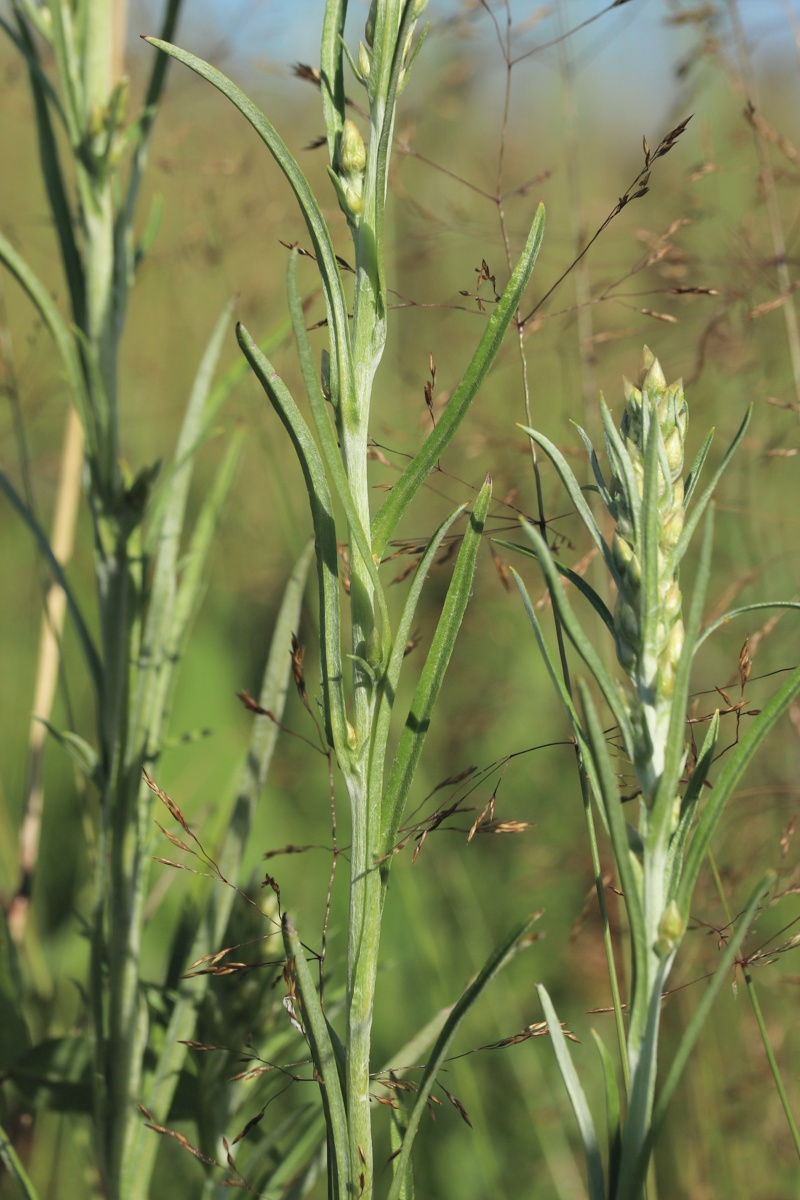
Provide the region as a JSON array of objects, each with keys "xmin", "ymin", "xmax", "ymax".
[
  {"xmin": 150, "ymin": 1, "xmax": 545, "ymax": 1194},
  {"xmin": 512, "ymin": 348, "xmax": 800, "ymax": 1199},
  {"xmin": 0, "ymin": 4, "xmax": 294, "ymax": 1198}
]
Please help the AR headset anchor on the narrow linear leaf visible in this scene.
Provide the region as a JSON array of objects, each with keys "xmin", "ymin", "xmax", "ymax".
[
  {"xmin": 370, "ymin": 505, "xmax": 466, "ymax": 787},
  {"xmin": 12, "ymin": 11, "xmax": 84, "ymax": 326},
  {"xmin": 523, "ymin": 425, "xmax": 619, "ymax": 587},
  {"xmin": 382, "ymin": 479, "xmax": 491, "ymax": 850},
  {"xmin": 591, "ymin": 1029, "xmax": 621, "ymax": 1200},
  {"xmin": 0, "ymin": 231, "xmax": 92, "ymax": 451},
  {"xmin": 386, "ymin": 914, "xmax": 540, "ymax": 1200},
  {"xmin": 144, "ymin": 38, "xmax": 353, "ymax": 411},
  {"xmin": 0, "ymin": 473, "xmax": 101, "ymax": 699},
  {"xmin": 665, "ymin": 711, "xmax": 720, "ymax": 899},
  {"xmin": 282, "ymin": 915, "xmax": 350, "ymax": 1199},
  {"xmin": 372, "ymin": 204, "xmax": 545, "ymax": 559},
  {"xmin": 695, "ymin": 601, "xmax": 800, "ymax": 651},
  {"xmin": 511, "ymin": 567, "xmax": 611, "ymax": 837},
  {"xmin": 0, "ymin": 1119, "xmax": 40, "ymax": 1200},
  {"xmin": 237, "ymin": 322, "xmax": 346, "ymax": 754},
  {"xmin": 683, "ymin": 427, "xmax": 714, "ymax": 508},
  {"xmin": 573, "ymin": 422, "xmax": 612, "ymax": 510},
  {"xmin": 520, "ymin": 522, "xmax": 635, "ymax": 760},
  {"xmin": 670, "ymin": 406, "xmax": 751, "ymax": 571},
  {"xmin": 621, "ymin": 872, "xmax": 773, "ymax": 1200},
  {"xmin": 286, "ymin": 251, "xmax": 390, "ymax": 642},
  {"xmin": 577, "ymin": 678, "xmax": 647, "ymax": 967},
  {"xmin": 498, "ymin": 537, "xmax": 615, "ymax": 638},
  {"xmin": 599, "ymin": 398, "xmax": 642, "ymax": 548},
  {"xmin": 129, "ymin": 544, "xmax": 314, "ymax": 1193},
  {"xmin": 538, "ymin": 986, "xmax": 605, "ymax": 1200},
  {"xmin": 678, "ymin": 669, "xmax": 800, "ymax": 919}
]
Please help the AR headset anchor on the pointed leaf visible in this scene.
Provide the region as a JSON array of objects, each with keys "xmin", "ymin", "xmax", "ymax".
[
  {"xmin": 670, "ymin": 406, "xmax": 751, "ymax": 571},
  {"xmin": 0, "ymin": 473, "xmax": 101, "ymax": 700},
  {"xmin": 382, "ymin": 479, "xmax": 490, "ymax": 851},
  {"xmin": 144, "ymin": 38, "xmax": 353, "ymax": 414},
  {"xmin": 591, "ymin": 1029, "xmax": 621, "ymax": 1199},
  {"xmin": 520, "ymin": 521, "xmax": 635, "ymax": 760},
  {"xmin": 538, "ymin": 986, "xmax": 605, "ymax": 1200},
  {"xmin": 372, "ymin": 204, "xmax": 545, "ymax": 558},
  {"xmin": 237, "ymin": 322, "xmax": 347, "ymax": 754},
  {"xmin": 497, "ymin": 536, "xmax": 615, "ymax": 638},
  {"xmin": 678, "ymin": 669, "xmax": 800, "ymax": 920},
  {"xmin": 282, "ymin": 915, "xmax": 350, "ymax": 1198},
  {"xmin": 522, "ymin": 425, "xmax": 620, "ymax": 588},
  {"xmin": 386, "ymin": 913, "xmax": 540, "ymax": 1200},
  {"xmin": 683, "ymin": 427, "xmax": 714, "ymax": 508},
  {"xmin": 695, "ymin": 601, "xmax": 800, "ymax": 652}
]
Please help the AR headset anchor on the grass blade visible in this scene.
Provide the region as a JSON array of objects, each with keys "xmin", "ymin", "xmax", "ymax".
[
  {"xmin": 538, "ymin": 985, "xmax": 605, "ymax": 1200},
  {"xmin": 370, "ymin": 505, "xmax": 467, "ymax": 788},
  {"xmin": 677, "ymin": 669, "xmax": 800, "ymax": 920},
  {"xmin": 128, "ymin": 542, "xmax": 315, "ymax": 1195},
  {"xmin": 386, "ymin": 913, "xmax": 540, "ymax": 1200},
  {"xmin": 520, "ymin": 521, "xmax": 635, "ymax": 760},
  {"xmin": 0, "ymin": 473, "xmax": 101, "ymax": 699},
  {"xmin": 591, "ymin": 1029, "xmax": 621, "ymax": 1199},
  {"xmin": 695, "ymin": 601, "xmax": 800, "ymax": 651},
  {"xmin": 143, "ymin": 37, "xmax": 353, "ymax": 414},
  {"xmin": 621, "ymin": 872, "xmax": 773, "ymax": 1200},
  {"xmin": 381, "ymin": 478, "xmax": 491, "ymax": 851},
  {"xmin": 371, "ymin": 203, "xmax": 545, "ymax": 559},
  {"xmin": 0, "ymin": 1120, "xmax": 40, "ymax": 1200},
  {"xmin": 282, "ymin": 915, "xmax": 350, "ymax": 1199},
  {"xmin": 670, "ymin": 406, "xmax": 751, "ymax": 571},
  {"xmin": 522, "ymin": 425, "xmax": 619, "ymax": 586},
  {"xmin": 497, "ymin": 536, "xmax": 615, "ymax": 638},
  {"xmin": 237, "ymin": 321, "xmax": 347, "ymax": 755}
]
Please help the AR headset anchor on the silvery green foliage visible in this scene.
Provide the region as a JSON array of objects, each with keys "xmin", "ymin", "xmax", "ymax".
[{"xmin": 513, "ymin": 349, "xmax": 800, "ymax": 1200}]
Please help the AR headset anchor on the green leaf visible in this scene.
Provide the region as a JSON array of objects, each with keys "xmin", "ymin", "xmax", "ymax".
[
  {"xmin": 38, "ymin": 723, "xmax": 103, "ymax": 789},
  {"xmin": 370, "ymin": 504, "xmax": 467, "ymax": 804},
  {"xmin": 497, "ymin": 536, "xmax": 616, "ymax": 639},
  {"xmin": 282, "ymin": 915, "xmax": 350, "ymax": 1199},
  {"xmin": 381, "ymin": 479, "xmax": 491, "ymax": 852},
  {"xmin": 237, "ymin": 322, "xmax": 347, "ymax": 755},
  {"xmin": 524, "ymin": 422, "xmax": 621, "ymax": 590},
  {"xmin": 127, "ymin": 543, "xmax": 315, "ymax": 1196},
  {"xmin": 599, "ymin": 397, "xmax": 641, "ymax": 545},
  {"xmin": 0, "ymin": 230, "xmax": 92, "ymax": 454},
  {"xmin": 695, "ymin": 601, "xmax": 800, "ymax": 651},
  {"xmin": 386, "ymin": 913, "xmax": 541, "ymax": 1200},
  {"xmin": 618, "ymin": 872, "xmax": 773, "ymax": 1200},
  {"xmin": 591, "ymin": 1029, "xmax": 621, "ymax": 1199},
  {"xmin": 538, "ymin": 986, "xmax": 605, "ymax": 1200},
  {"xmin": 371, "ymin": 203, "xmax": 545, "ymax": 559},
  {"xmin": 8, "ymin": 1036, "xmax": 92, "ymax": 1114},
  {"xmin": 11, "ymin": 11, "xmax": 84, "ymax": 327},
  {"xmin": 577, "ymin": 678, "xmax": 647, "ymax": 968},
  {"xmin": 670, "ymin": 406, "xmax": 751, "ymax": 572},
  {"xmin": 0, "ymin": 1118, "xmax": 40, "ymax": 1200},
  {"xmin": 144, "ymin": 37, "xmax": 353, "ymax": 417},
  {"xmin": 665, "ymin": 711, "xmax": 719, "ymax": 901},
  {"xmin": 519, "ymin": 521, "xmax": 635, "ymax": 761},
  {"xmin": 678, "ymin": 668, "xmax": 800, "ymax": 921},
  {"xmin": 0, "ymin": 473, "xmax": 102, "ymax": 701},
  {"xmin": 683, "ymin": 426, "xmax": 714, "ymax": 508},
  {"xmin": 286, "ymin": 252, "xmax": 390, "ymax": 645}
]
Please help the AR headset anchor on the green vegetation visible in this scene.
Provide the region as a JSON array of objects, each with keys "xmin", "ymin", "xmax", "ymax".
[{"xmin": 1, "ymin": 2, "xmax": 799, "ymax": 1199}]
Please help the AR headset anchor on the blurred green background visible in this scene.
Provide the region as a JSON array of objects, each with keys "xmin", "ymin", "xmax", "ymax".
[{"xmin": 1, "ymin": 1, "xmax": 799, "ymax": 1197}]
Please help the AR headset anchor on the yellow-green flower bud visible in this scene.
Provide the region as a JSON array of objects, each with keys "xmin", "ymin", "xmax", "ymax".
[
  {"xmin": 340, "ymin": 119, "xmax": 366, "ymax": 176},
  {"xmin": 655, "ymin": 900, "xmax": 684, "ymax": 958},
  {"xmin": 358, "ymin": 41, "xmax": 371, "ymax": 79}
]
